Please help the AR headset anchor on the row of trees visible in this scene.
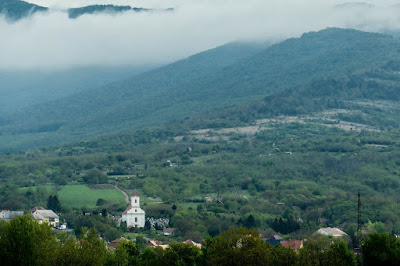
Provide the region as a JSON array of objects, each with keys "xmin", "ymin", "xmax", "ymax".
[{"xmin": 1, "ymin": 216, "xmax": 399, "ymax": 265}]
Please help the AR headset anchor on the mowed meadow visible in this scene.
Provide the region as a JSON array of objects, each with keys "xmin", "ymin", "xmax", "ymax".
[{"xmin": 21, "ymin": 184, "xmax": 126, "ymax": 208}]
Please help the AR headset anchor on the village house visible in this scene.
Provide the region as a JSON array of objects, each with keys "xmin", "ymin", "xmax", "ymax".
[
  {"xmin": 317, "ymin": 227, "xmax": 348, "ymax": 237},
  {"xmin": 121, "ymin": 191, "xmax": 145, "ymax": 228},
  {"xmin": 183, "ymin": 239, "xmax": 202, "ymax": 249},
  {"xmin": 32, "ymin": 209, "xmax": 60, "ymax": 227},
  {"xmin": 163, "ymin": 227, "xmax": 175, "ymax": 236},
  {"xmin": 146, "ymin": 240, "xmax": 163, "ymax": 248},
  {"xmin": 108, "ymin": 237, "xmax": 128, "ymax": 250},
  {"xmin": 266, "ymin": 235, "xmax": 283, "ymax": 247},
  {"xmin": 281, "ymin": 240, "xmax": 304, "ymax": 250},
  {"xmin": 0, "ymin": 210, "xmax": 24, "ymax": 221}
]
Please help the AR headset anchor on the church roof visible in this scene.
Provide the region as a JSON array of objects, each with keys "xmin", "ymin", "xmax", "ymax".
[
  {"xmin": 122, "ymin": 205, "xmax": 132, "ymax": 214},
  {"xmin": 131, "ymin": 191, "xmax": 140, "ymax": 197}
]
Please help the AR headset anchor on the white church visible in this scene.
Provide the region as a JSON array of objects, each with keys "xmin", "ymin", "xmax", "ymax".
[{"xmin": 121, "ymin": 191, "xmax": 145, "ymax": 228}]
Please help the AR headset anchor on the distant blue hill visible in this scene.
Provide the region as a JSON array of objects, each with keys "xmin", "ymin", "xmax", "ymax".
[
  {"xmin": 0, "ymin": 0, "xmax": 161, "ymax": 20},
  {"xmin": 67, "ymin": 5, "xmax": 151, "ymax": 19},
  {"xmin": 0, "ymin": 0, "xmax": 47, "ymax": 20}
]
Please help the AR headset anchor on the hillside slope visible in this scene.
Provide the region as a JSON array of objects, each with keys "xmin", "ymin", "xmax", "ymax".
[
  {"xmin": 0, "ymin": 65, "xmax": 155, "ymax": 115},
  {"xmin": 2, "ymin": 28, "xmax": 400, "ymax": 152},
  {"xmin": 0, "ymin": 41, "xmax": 270, "ymax": 151}
]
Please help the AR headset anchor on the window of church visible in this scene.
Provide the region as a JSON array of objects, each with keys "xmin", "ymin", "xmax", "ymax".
[{"xmin": 135, "ymin": 217, "xmax": 138, "ymax": 222}]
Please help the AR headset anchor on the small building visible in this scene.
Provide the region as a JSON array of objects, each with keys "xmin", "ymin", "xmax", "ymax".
[
  {"xmin": 183, "ymin": 239, "xmax": 202, "ymax": 249},
  {"xmin": 0, "ymin": 210, "xmax": 24, "ymax": 221},
  {"xmin": 317, "ymin": 227, "xmax": 348, "ymax": 237},
  {"xmin": 146, "ymin": 240, "xmax": 163, "ymax": 248},
  {"xmin": 121, "ymin": 191, "xmax": 146, "ymax": 228},
  {"xmin": 281, "ymin": 240, "xmax": 303, "ymax": 250},
  {"xmin": 32, "ymin": 209, "xmax": 59, "ymax": 227},
  {"xmin": 266, "ymin": 235, "xmax": 283, "ymax": 247},
  {"xmin": 0, "ymin": 210, "xmax": 10, "ymax": 219},
  {"xmin": 108, "ymin": 237, "xmax": 128, "ymax": 250},
  {"xmin": 163, "ymin": 228, "xmax": 175, "ymax": 236}
]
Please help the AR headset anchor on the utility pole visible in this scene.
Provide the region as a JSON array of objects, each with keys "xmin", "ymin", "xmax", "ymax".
[{"xmin": 357, "ymin": 189, "xmax": 362, "ymax": 246}]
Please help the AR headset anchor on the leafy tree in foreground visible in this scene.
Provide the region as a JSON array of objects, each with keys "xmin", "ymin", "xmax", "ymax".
[
  {"xmin": 202, "ymin": 227, "xmax": 274, "ymax": 266},
  {"xmin": 0, "ymin": 215, "xmax": 57, "ymax": 266},
  {"xmin": 161, "ymin": 242, "xmax": 202, "ymax": 266},
  {"xmin": 362, "ymin": 233, "xmax": 400, "ymax": 266},
  {"xmin": 322, "ymin": 241, "xmax": 355, "ymax": 266}
]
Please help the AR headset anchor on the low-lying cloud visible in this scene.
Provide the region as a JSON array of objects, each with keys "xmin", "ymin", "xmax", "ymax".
[{"xmin": 2, "ymin": 0, "xmax": 400, "ymax": 70}]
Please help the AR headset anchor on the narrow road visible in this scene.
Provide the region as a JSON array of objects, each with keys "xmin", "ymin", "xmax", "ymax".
[{"xmin": 114, "ymin": 185, "xmax": 130, "ymax": 204}]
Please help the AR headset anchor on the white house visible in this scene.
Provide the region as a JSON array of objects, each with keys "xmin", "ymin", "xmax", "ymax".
[
  {"xmin": 121, "ymin": 191, "xmax": 145, "ymax": 228},
  {"xmin": 0, "ymin": 210, "xmax": 24, "ymax": 221},
  {"xmin": 32, "ymin": 209, "xmax": 60, "ymax": 227},
  {"xmin": 317, "ymin": 227, "xmax": 348, "ymax": 237}
]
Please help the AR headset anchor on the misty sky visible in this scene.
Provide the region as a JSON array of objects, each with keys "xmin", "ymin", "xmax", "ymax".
[{"xmin": 2, "ymin": 0, "xmax": 400, "ymax": 70}]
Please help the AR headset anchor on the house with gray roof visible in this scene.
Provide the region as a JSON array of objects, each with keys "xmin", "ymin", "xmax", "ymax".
[{"xmin": 32, "ymin": 209, "xmax": 59, "ymax": 227}]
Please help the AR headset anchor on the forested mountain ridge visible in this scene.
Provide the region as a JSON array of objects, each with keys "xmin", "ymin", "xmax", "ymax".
[
  {"xmin": 0, "ymin": 0, "xmax": 47, "ymax": 20},
  {"xmin": 0, "ymin": 65, "xmax": 156, "ymax": 115},
  {"xmin": 0, "ymin": 0, "xmax": 158, "ymax": 20},
  {"xmin": 0, "ymin": 41, "xmax": 270, "ymax": 151},
  {"xmin": 2, "ymin": 28, "xmax": 399, "ymax": 152},
  {"xmin": 2, "ymin": 28, "xmax": 400, "ymax": 152}
]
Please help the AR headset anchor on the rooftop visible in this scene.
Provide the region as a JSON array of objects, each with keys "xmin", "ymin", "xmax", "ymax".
[
  {"xmin": 281, "ymin": 240, "xmax": 303, "ymax": 250},
  {"xmin": 33, "ymin": 209, "xmax": 59, "ymax": 219},
  {"xmin": 317, "ymin": 227, "xmax": 348, "ymax": 237}
]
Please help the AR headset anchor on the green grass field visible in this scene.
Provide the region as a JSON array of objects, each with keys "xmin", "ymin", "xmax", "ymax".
[
  {"xmin": 58, "ymin": 185, "xmax": 126, "ymax": 208},
  {"xmin": 21, "ymin": 184, "xmax": 126, "ymax": 208}
]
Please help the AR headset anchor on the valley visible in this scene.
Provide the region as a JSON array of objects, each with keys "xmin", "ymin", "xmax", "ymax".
[{"xmin": 2, "ymin": 27, "xmax": 400, "ymax": 264}]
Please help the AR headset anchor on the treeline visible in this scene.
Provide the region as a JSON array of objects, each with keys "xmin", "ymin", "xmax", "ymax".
[{"xmin": 1, "ymin": 215, "xmax": 399, "ymax": 266}]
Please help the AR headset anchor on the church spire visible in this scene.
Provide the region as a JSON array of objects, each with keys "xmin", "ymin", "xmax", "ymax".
[{"xmin": 131, "ymin": 191, "xmax": 140, "ymax": 207}]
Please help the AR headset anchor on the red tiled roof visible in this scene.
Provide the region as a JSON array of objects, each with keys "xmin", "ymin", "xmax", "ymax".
[
  {"xmin": 132, "ymin": 191, "xmax": 140, "ymax": 197},
  {"xmin": 281, "ymin": 240, "xmax": 303, "ymax": 250},
  {"xmin": 108, "ymin": 237, "xmax": 128, "ymax": 249},
  {"xmin": 122, "ymin": 205, "xmax": 132, "ymax": 214}
]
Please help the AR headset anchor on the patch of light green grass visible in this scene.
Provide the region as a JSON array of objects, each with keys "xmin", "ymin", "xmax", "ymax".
[{"xmin": 57, "ymin": 185, "xmax": 125, "ymax": 208}]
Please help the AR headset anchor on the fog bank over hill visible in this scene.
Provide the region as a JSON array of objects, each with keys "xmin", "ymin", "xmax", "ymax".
[{"xmin": 2, "ymin": 0, "xmax": 400, "ymax": 69}]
